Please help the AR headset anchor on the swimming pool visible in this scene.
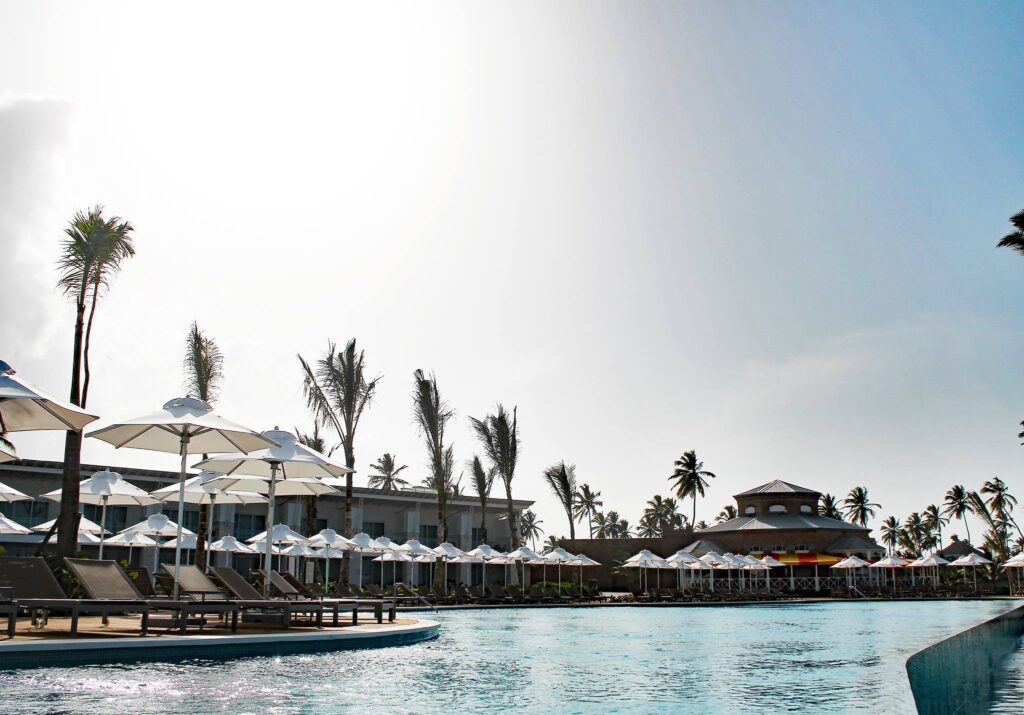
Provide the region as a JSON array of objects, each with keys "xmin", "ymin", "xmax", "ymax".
[{"xmin": 1, "ymin": 600, "xmax": 1020, "ymax": 714}]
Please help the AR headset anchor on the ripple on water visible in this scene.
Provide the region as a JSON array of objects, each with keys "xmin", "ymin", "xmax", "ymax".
[{"xmin": 0, "ymin": 600, "xmax": 1020, "ymax": 714}]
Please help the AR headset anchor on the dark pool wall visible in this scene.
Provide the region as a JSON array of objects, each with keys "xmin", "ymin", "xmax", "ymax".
[{"xmin": 906, "ymin": 604, "xmax": 1024, "ymax": 715}]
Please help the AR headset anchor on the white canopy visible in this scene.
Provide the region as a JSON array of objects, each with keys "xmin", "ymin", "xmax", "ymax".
[
  {"xmin": 0, "ymin": 361, "xmax": 99, "ymax": 432},
  {"xmin": 307, "ymin": 529, "xmax": 354, "ymax": 550},
  {"xmin": 195, "ymin": 428, "xmax": 352, "ymax": 479},
  {"xmin": 949, "ymin": 552, "xmax": 993, "ymax": 566},
  {"xmin": 105, "ymin": 531, "xmax": 158, "ymax": 547},
  {"xmin": 120, "ymin": 513, "xmax": 191, "ymax": 538},
  {"xmin": 399, "ymin": 538, "xmax": 438, "ymax": 557},
  {"xmin": 161, "ymin": 534, "xmax": 198, "ymax": 550},
  {"xmin": 0, "ymin": 445, "xmax": 16, "ymax": 464},
  {"xmin": 625, "ymin": 549, "xmax": 661, "ymax": 564},
  {"xmin": 700, "ymin": 552, "xmax": 727, "ymax": 565},
  {"xmin": 870, "ymin": 555, "xmax": 910, "ymax": 568},
  {"xmin": 433, "ymin": 542, "xmax": 468, "ymax": 559},
  {"xmin": 149, "ymin": 471, "xmax": 268, "ymax": 505},
  {"xmin": 202, "ymin": 475, "xmax": 337, "ymax": 497},
  {"xmin": 667, "ymin": 551, "xmax": 699, "ymax": 564},
  {"xmin": 33, "ymin": 515, "xmax": 108, "ymax": 535},
  {"xmin": 349, "ymin": 532, "xmax": 388, "ymax": 552},
  {"xmin": 0, "ymin": 480, "xmax": 31, "ymax": 503},
  {"xmin": 414, "ymin": 554, "xmax": 437, "ymax": 563},
  {"xmin": 278, "ymin": 543, "xmax": 318, "ymax": 557},
  {"xmin": 760, "ymin": 555, "xmax": 786, "ymax": 568},
  {"xmin": 315, "ymin": 546, "xmax": 349, "ymax": 559},
  {"xmin": 0, "ymin": 513, "xmax": 31, "ymax": 535},
  {"xmin": 247, "ymin": 523, "xmax": 309, "ymax": 545},
  {"xmin": 43, "ymin": 468, "xmax": 159, "ymax": 507},
  {"xmin": 545, "ymin": 547, "xmax": 576, "ymax": 562},
  {"xmin": 622, "ymin": 558, "xmax": 669, "ymax": 569},
  {"xmin": 1002, "ymin": 553, "xmax": 1024, "ymax": 567},
  {"xmin": 910, "ymin": 554, "xmax": 950, "ymax": 568},
  {"xmin": 832, "ymin": 555, "xmax": 872, "ymax": 569},
  {"xmin": 210, "ymin": 535, "xmax": 257, "ymax": 553},
  {"xmin": 373, "ymin": 552, "xmax": 413, "ymax": 562},
  {"xmin": 570, "ymin": 554, "xmax": 601, "ymax": 566},
  {"xmin": 374, "ymin": 536, "xmax": 400, "ymax": 551},
  {"xmin": 506, "ymin": 546, "xmax": 541, "ymax": 561}
]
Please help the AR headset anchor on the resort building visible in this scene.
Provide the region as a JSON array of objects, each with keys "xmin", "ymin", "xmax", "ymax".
[{"xmin": 0, "ymin": 460, "xmax": 533, "ymax": 585}]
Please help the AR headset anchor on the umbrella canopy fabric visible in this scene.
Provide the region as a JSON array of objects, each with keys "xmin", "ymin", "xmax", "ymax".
[
  {"xmin": 414, "ymin": 554, "xmax": 437, "ymax": 563},
  {"xmin": 545, "ymin": 547, "xmax": 576, "ymax": 562},
  {"xmin": 308, "ymin": 529, "xmax": 355, "ymax": 550},
  {"xmin": 349, "ymin": 533, "xmax": 387, "ymax": 551},
  {"xmin": 832, "ymin": 555, "xmax": 871, "ymax": 569},
  {"xmin": 622, "ymin": 558, "xmax": 667, "ymax": 569},
  {"xmin": 161, "ymin": 534, "xmax": 198, "ymax": 550},
  {"xmin": 949, "ymin": 553, "xmax": 993, "ymax": 566},
  {"xmin": 699, "ymin": 552, "xmax": 727, "ymax": 565},
  {"xmin": 210, "ymin": 535, "xmax": 256, "ymax": 553},
  {"xmin": 0, "ymin": 361, "xmax": 99, "ymax": 432},
  {"xmin": 278, "ymin": 543, "xmax": 318, "ymax": 557},
  {"xmin": 195, "ymin": 429, "xmax": 352, "ymax": 479},
  {"xmin": 43, "ymin": 468, "xmax": 159, "ymax": 507},
  {"xmin": 106, "ymin": 532, "xmax": 158, "ymax": 547},
  {"xmin": 467, "ymin": 544, "xmax": 504, "ymax": 560},
  {"xmin": 759, "ymin": 556, "xmax": 786, "ymax": 568},
  {"xmin": 625, "ymin": 549, "xmax": 661, "ymax": 564},
  {"xmin": 398, "ymin": 539, "xmax": 436, "ymax": 556},
  {"xmin": 433, "ymin": 542, "xmax": 468, "ymax": 559},
  {"xmin": 1002, "ymin": 553, "xmax": 1024, "ymax": 567},
  {"xmin": 0, "ymin": 480, "xmax": 31, "ymax": 503},
  {"xmin": 667, "ymin": 551, "xmax": 699, "ymax": 564},
  {"xmin": 247, "ymin": 524, "xmax": 309, "ymax": 545},
  {"xmin": 506, "ymin": 546, "xmax": 541, "ymax": 560},
  {"xmin": 77, "ymin": 532, "xmax": 102, "ymax": 545},
  {"xmin": 315, "ymin": 546, "xmax": 349, "ymax": 559},
  {"xmin": 202, "ymin": 475, "xmax": 336, "ymax": 497},
  {"xmin": 911, "ymin": 554, "xmax": 950, "ymax": 568},
  {"xmin": 570, "ymin": 554, "xmax": 601, "ymax": 566},
  {"xmin": 120, "ymin": 513, "xmax": 192, "ymax": 537},
  {"xmin": 33, "ymin": 515, "xmax": 108, "ymax": 535},
  {"xmin": 374, "ymin": 536, "xmax": 400, "ymax": 551},
  {"xmin": 149, "ymin": 472, "xmax": 269, "ymax": 505},
  {"xmin": 0, "ymin": 445, "xmax": 16, "ymax": 464},
  {"xmin": 0, "ymin": 513, "xmax": 31, "ymax": 534},
  {"xmin": 373, "ymin": 552, "xmax": 413, "ymax": 562},
  {"xmin": 870, "ymin": 555, "xmax": 910, "ymax": 568}
]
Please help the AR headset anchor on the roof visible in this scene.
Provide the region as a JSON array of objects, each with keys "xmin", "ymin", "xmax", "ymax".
[
  {"xmin": 696, "ymin": 513, "xmax": 869, "ymax": 534},
  {"xmin": 939, "ymin": 539, "xmax": 986, "ymax": 560},
  {"xmin": 680, "ymin": 539, "xmax": 726, "ymax": 556},
  {"xmin": 825, "ymin": 534, "xmax": 885, "ymax": 554},
  {"xmin": 734, "ymin": 480, "xmax": 821, "ymax": 498}
]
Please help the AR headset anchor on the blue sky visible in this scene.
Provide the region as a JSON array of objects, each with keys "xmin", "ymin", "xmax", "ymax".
[{"xmin": 1, "ymin": 1, "xmax": 1022, "ymax": 542}]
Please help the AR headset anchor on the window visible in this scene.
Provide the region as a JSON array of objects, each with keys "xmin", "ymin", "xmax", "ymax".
[
  {"xmin": 799, "ymin": 505, "xmax": 812, "ymax": 514},
  {"xmin": 744, "ymin": 506, "xmax": 756, "ymax": 515},
  {"xmin": 768, "ymin": 504, "xmax": 787, "ymax": 514},
  {"xmin": 419, "ymin": 525, "xmax": 438, "ymax": 546},
  {"xmin": 233, "ymin": 513, "xmax": 266, "ymax": 542},
  {"xmin": 749, "ymin": 545, "xmax": 764, "ymax": 554},
  {"xmin": 795, "ymin": 544, "xmax": 809, "ymax": 553},
  {"xmin": 83, "ymin": 504, "xmax": 128, "ymax": 533},
  {"xmin": 361, "ymin": 521, "xmax": 385, "ymax": 538},
  {"xmin": 471, "ymin": 528, "xmax": 485, "ymax": 546},
  {"xmin": 772, "ymin": 545, "xmax": 785, "ymax": 553},
  {"xmin": 300, "ymin": 516, "xmax": 328, "ymax": 535},
  {"xmin": 0, "ymin": 500, "xmax": 49, "ymax": 528},
  {"xmin": 163, "ymin": 507, "xmax": 199, "ymax": 532}
]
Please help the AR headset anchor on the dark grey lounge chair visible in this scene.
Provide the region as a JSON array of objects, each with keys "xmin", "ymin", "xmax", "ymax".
[
  {"xmin": 267, "ymin": 571, "xmax": 395, "ymax": 624},
  {"xmin": 209, "ymin": 566, "xmax": 323, "ymax": 628},
  {"xmin": 0, "ymin": 556, "xmax": 150, "ymax": 636},
  {"xmin": 66, "ymin": 559, "xmax": 239, "ymax": 634}
]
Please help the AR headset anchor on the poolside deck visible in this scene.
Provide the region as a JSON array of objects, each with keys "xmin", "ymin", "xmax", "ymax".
[{"xmin": 0, "ymin": 614, "xmax": 439, "ymax": 668}]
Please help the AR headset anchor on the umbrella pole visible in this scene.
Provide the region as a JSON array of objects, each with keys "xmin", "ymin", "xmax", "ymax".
[
  {"xmin": 263, "ymin": 463, "xmax": 278, "ymax": 598},
  {"xmin": 172, "ymin": 431, "xmax": 191, "ymax": 601},
  {"xmin": 206, "ymin": 495, "xmax": 216, "ymax": 572},
  {"xmin": 99, "ymin": 496, "xmax": 108, "ymax": 561}
]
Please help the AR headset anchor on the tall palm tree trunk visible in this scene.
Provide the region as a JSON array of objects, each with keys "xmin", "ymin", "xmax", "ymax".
[
  {"xmin": 57, "ymin": 288, "xmax": 88, "ymax": 557},
  {"xmin": 505, "ymin": 479, "xmax": 520, "ymax": 550}
]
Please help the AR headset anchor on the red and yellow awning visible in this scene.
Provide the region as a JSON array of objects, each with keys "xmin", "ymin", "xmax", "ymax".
[{"xmin": 770, "ymin": 553, "xmax": 842, "ymax": 566}]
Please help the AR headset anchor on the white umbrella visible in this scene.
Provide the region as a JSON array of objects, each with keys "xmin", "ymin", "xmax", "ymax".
[
  {"xmin": 0, "ymin": 513, "xmax": 31, "ymax": 534},
  {"xmin": 33, "ymin": 515, "xmax": 108, "ymax": 535},
  {"xmin": 506, "ymin": 546, "xmax": 541, "ymax": 588},
  {"xmin": 433, "ymin": 542, "xmax": 469, "ymax": 588},
  {"xmin": 0, "ymin": 361, "xmax": 99, "ymax": 432},
  {"xmin": 0, "ymin": 444, "xmax": 16, "ymax": 464},
  {"xmin": 77, "ymin": 532, "xmax": 101, "ymax": 545},
  {"xmin": 1003, "ymin": 553, "xmax": 1024, "ymax": 595},
  {"xmin": 398, "ymin": 539, "xmax": 437, "ymax": 588},
  {"xmin": 210, "ymin": 535, "xmax": 256, "ymax": 552},
  {"xmin": 308, "ymin": 529, "xmax": 355, "ymax": 549},
  {"xmin": 87, "ymin": 396, "xmax": 276, "ymax": 599},
  {"xmin": 248, "ymin": 523, "xmax": 310, "ymax": 545},
  {"xmin": 950, "ymin": 552, "xmax": 992, "ymax": 591},
  {"xmin": 161, "ymin": 534, "xmax": 199, "ymax": 550},
  {"xmin": 347, "ymin": 533, "xmax": 387, "ymax": 588},
  {"xmin": 42, "ymin": 467, "xmax": 159, "ymax": 559},
  {"xmin": 197, "ymin": 428, "xmax": 347, "ymax": 597},
  {"xmin": 0, "ymin": 480, "xmax": 31, "ymax": 502},
  {"xmin": 104, "ymin": 530, "xmax": 158, "ymax": 566},
  {"xmin": 150, "ymin": 471, "xmax": 267, "ymax": 565},
  {"xmin": 467, "ymin": 545, "xmax": 505, "ymax": 589},
  {"xmin": 373, "ymin": 551, "xmax": 413, "ymax": 588},
  {"xmin": 870, "ymin": 554, "xmax": 909, "ymax": 589},
  {"xmin": 121, "ymin": 513, "xmax": 194, "ymax": 573}
]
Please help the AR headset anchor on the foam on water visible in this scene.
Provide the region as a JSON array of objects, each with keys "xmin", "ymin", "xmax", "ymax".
[{"xmin": 0, "ymin": 600, "xmax": 1020, "ymax": 714}]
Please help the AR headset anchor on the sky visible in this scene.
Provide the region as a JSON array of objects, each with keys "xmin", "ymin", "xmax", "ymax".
[{"xmin": 1, "ymin": 1, "xmax": 1022, "ymax": 544}]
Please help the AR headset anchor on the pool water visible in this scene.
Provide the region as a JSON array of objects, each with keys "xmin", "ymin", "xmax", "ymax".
[{"xmin": 0, "ymin": 600, "xmax": 1020, "ymax": 714}]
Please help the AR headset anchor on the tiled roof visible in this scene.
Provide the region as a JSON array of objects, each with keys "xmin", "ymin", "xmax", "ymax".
[
  {"xmin": 734, "ymin": 480, "xmax": 821, "ymax": 497},
  {"xmin": 696, "ymin": 514, "xmax": 869, "ymax": 534}
]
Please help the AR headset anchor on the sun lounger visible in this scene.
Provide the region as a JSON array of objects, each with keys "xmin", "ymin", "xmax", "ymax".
[
  {"xmin": 209, "ymin": 566, "xmax": 323, "ymax": 627},
  {"xmin": 0, "ymin": 557, "xmax": 151, "ymax": 636},
  {"xmin": 67, "ymin": 559, "xmax": 240, "ymax": 635}
]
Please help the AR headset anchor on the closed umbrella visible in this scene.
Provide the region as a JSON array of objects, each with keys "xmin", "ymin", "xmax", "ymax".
[
  {"xmin": 87, "ymin": 396, "xmax": 275, "ymax": 599},
  {"xmin": 42, "ymin": 467, "xmax": 159, "ymax": 559},
  {"xmin": 197, "ymin": 428, "xmax": 347, "ymax": 597}
]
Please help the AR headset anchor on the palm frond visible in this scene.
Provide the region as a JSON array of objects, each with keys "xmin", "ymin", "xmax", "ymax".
[
  {"xmin": 996, "ymin": 209, "xmax": 1024, "ymax": 256},
  {"xmin": 184, "ymin": 322, "xmax": 224, "ymax": 403}
]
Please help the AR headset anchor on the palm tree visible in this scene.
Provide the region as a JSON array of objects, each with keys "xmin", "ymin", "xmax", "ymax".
[
  {"xmin": 468, "ymin": 455, "xmax": 495, "ymax": 545},
  {"xmin": 695, "ymin": 520, "xmax": 709, "ymax": 530},
  {"xmin": 880, "ymin": 516, "xmax": 900, "ymax": 556},
  {"xmin": 968, "ymin": 490, "xmax": 1011, "ymax": 562},
  {"xmin": 55, "ymin": 206, "xmax": 135, "ymax": 557},
  {"xmin": 469, "ymin": 405, "xmax": 521, "ymax": 550},
  {"xmin": 614, "ymin": 516, "xmax": 633, "ymax": 538},
  {"xmin": 519, "ymin": 509, "xmax": 543, "ymax": 549},
  {"xmin": 543, "ymin": 535, "xmax": 561, "ymax": 553},
  {"xmin": 299, "ymin": 339, "xmax": 381, "ymax": 535},
  {"xmin": 943, "ymin": 485, "xmax": 973, "ymax": 544},
  {"xmin": 982, "ymin": 477, "xmax": 1023, "ymax": 540},
  {"xmin": 411, "ymin": 370, "xmax": 454, "ymax": 586},
  {"xmin": 183, "ymin": 322, "xmax": 224, "ymax": 568},
  {"xmin": 818, "ymin": 493, "xmax": 843, "ymax": 520},
  {"xmin": 592, "ymin": 512, "xmax": 613, "ymax": 539},
  {"xmin": 543, "ymin": 461, "xmax": 578, "ymax": 540},
  {"xmin": 367, "ymin": 453, "xmax": 409, "ymax": 491},
  {"xmin": 668, "ymin": 450, "xmax": 716, "ymax": 528},
  {"xmin": 922, "ymin": 504, "xmax": 948, "ymax": 553},
  {"xmin": 842, "ymin": 486, "xmax": 879, "ymax": 527},
  {"xmin": 715, "ymin": 504, "xmax": 738, "ymax": 524},
  {"xmin": 996, "ymin": 209, "xmax": 1024, "ymax": 257},
  {"xmin": 637, "ymin": 513, "xmax": 659, "ymax": 538},
  {"xmin": 572, "ymin": 484, "xmax": 602, "ymax": 538}
]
